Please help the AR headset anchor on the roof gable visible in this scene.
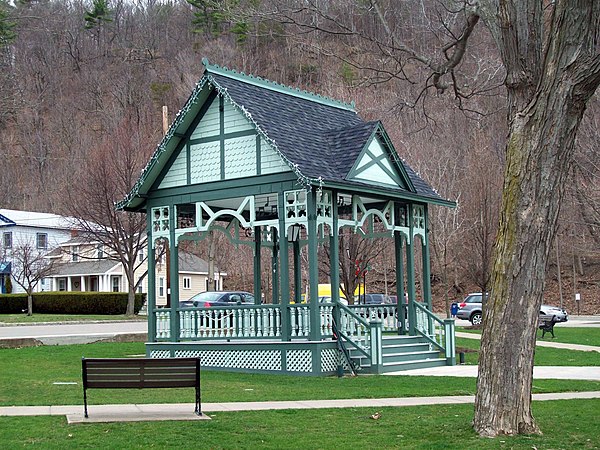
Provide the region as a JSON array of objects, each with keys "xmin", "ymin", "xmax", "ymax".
[
  {"xmin": 119, "ymin": 59, "xmax": 451, "ymax": 211},
  {"xmin": 346, "ymin": 124, "xmax": 413, "ymax": 190}
]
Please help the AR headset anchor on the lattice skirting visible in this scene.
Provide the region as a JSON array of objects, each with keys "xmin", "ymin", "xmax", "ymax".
[{"xmin": 147, "ymin": 341, "xmax": 338, "ymax": 376}]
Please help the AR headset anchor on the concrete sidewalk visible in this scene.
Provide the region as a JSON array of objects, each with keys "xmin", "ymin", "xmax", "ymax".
[{"xmin": 1, "ymin": 391, "xmax": 599, "ymax": 424}]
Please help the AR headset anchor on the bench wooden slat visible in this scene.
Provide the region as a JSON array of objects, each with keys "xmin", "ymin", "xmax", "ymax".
[{"xmin": 82, "ymin": 357, "xmax": 201, "ymax": 418}]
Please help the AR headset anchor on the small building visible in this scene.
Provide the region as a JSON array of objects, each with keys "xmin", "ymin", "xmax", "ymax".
[{"xmin": 119, "ymin": 59, "xmax": 456, "ymax": 375}]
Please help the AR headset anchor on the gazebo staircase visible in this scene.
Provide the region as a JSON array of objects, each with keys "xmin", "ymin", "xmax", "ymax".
[{"xmin": 349, "ymin": 335, "xmax": 448, "ymax": 373}]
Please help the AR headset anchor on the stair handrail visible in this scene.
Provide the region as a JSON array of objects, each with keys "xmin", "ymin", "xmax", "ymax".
[
  {"xmin": 413, "ymin": 301, "xmax": 456, "ymax": 364},
  {"xmin": 334, "ymin": 302, "xmax": 372, "ymax": 359}
]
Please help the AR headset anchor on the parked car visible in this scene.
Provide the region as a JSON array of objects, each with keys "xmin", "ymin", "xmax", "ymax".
[
  {"xmin": 540, "ymin": 304, "xmax": 568, "ymax": 322},
  {"xmin": 180, "ymin": 291, "xmax": 256, "ymax": 308},
  {"xmin": 358, "ymin": 293, "xmax": 396, "ymax": 305},
  {"xmin": 456, "ymin": 292, "xmax": 569, "ymax": 325},
  {"xmin": 318, "ymin": 296, "xmax": 349, "ymax": 306}
]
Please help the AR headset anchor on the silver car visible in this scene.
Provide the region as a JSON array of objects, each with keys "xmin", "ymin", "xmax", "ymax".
[{"xmin": 455, "ymin": 292, "xmax": 568, "ymax": 325}]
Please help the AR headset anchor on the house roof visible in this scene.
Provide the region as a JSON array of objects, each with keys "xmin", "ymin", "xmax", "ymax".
[
  {"xmin": 50, "ymin": 252, "xmax": 220, "ymax": 277},
  {"xmin": 119, "ymin": 60, "xmax": 454, "ymax": 211},
  {"xmin": 0, "ymin": 209, "xmax": 75, "ymax": 230}
]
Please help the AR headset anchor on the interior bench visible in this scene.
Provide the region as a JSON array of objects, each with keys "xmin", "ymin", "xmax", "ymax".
[{"xmin": 81, "ymin": 357, "xmax": 201, "ymax": 418}]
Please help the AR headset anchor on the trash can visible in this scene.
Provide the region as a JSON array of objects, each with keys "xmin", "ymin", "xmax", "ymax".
[{"xmin": 450, "ymin": 302, "xmax": 459, "ymax": 318}]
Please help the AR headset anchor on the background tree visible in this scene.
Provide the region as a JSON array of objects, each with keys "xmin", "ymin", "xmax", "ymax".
[
  {"xmin": 255, "ymin": 0, "xmax": 600, "ymax": 436},
  {"xmin": 67, "ymin": 108, "xmax": 158, "ymax": 316},
  {"xmin": 9, "ymin": 239, "xmax": 58, "ymax": 315}
]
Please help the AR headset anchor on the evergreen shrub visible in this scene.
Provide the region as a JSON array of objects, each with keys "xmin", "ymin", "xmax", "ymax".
[{"xmin": 0, "ymin": 292, "xmax": 145, "ymax": 314}]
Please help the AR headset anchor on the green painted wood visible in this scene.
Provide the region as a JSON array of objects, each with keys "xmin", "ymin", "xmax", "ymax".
[
  {"xmin": 169, "ymin": 207, "xmax": 180, "ymax": 342},
  {"xmin": 330, "ymin": 190, "xmax": 341, "ymax": 332},
  {"xmin": 406, "ymin": 205, "xmax": 417, "ymax": 336},
  {"xmin": 278, "ymin": 192, "xmax": 291, "ymax": 340},
  {"xmin": 394, "ymin": 228, "xmax": 407, "ymax": 335},
  {"xmin": 189, "ymin": 128, "xmax": 256, "ymax": 146},
  {"xmin": 146, "ymin": 172, "xmax": 298, "ymax": 205},
  {"xmin": 293, "ymin": 240, "xmax": 301, "ymax": 303},
  {"xmin": 219, "ymin": 95, "xmax": 225, "ymax": 179},
  {"xmin": 307, "ymin": 189, "xmax": 320, "ymax": 341},
  {"xmin": 271, "ymin": 228, "xmax": 279, "ymax": 304},
  {"xmin": 147, "ymin": 218, "xmax": 156, "ymax": 343},
  {"xmin": 422, "ymin": 205, "xmax": 432, "ymax": 311},
  {"xmin": 256, "ymin": 135, "xmax": 261, "ymax": 175},
  {"xmin": 322, "ymin": 181, "xmax": 456, "ymax": 208},
  {"xmin": 254, "ymin": 226, "xmax": 262, "ymax": 304}
]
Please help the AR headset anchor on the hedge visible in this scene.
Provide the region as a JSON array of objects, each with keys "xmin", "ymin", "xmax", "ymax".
[{"xmin": 0, "ymin": 292, "xmax": 146, "ymax": 315}]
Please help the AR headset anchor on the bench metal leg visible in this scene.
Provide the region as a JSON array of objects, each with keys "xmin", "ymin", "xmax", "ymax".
[{"xmin": 83, "ymin": 388, "xmax": 89, "ymax": 418}]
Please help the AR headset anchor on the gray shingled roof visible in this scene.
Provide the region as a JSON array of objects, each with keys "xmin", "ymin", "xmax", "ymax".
[{"xmin": 210, "ymin": 72, "xmax": 443, "ymax": 201}]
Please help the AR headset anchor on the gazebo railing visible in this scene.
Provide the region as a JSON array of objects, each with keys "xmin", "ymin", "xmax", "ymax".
[
  {"xmin": 347, "ymin": 304, "xmax": 401, "ymax": 332},
  {"xmin": 414, "ymin": 301, "xmax": 456, "ymax": 364}
]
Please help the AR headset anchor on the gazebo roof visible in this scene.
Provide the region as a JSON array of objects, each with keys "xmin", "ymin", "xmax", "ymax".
[{"xmin": 119, "ymin": 59, "xmax": 454, "ymax": 211}]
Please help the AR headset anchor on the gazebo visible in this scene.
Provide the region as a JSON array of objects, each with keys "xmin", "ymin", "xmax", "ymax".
[{"xmin": 119, "ymin": 59, "xmax": 456, "ymax": 376}]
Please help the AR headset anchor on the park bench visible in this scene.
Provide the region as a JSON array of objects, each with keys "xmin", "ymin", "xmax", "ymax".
[
  {"xmin": 82, "ymin": 357, "xmax": 201, "ymax": 418},
  {"xmin": 538, "ymin": 314, "xmax": 557, "ymax": 338}
]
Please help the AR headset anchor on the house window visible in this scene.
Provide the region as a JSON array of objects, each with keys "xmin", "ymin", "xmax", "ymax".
[
  {"xmin": 97, "ymin": 244, "xmax": 104, "ymax": 259},
  {"xmin": 3, "ymin": 232, "xmax": 12, "ymax": 249},
  {"xmin": 58, "ymin": 278, "xmax": 66, "ymax": 291},
  {"xmin": 37, "ymin": 233, "xmax": 48, "ymax": 249},
  {"xmin": 138, "ymin": 249, "xmax": 144, "ymax": 263},
  {"xmin": 71, "ymin": 246, "xmax": 79, "ymax": 262},
  {"xmin": 137, "ymin": 285, "xmax": 143, "ymax": 294},
  {"xmin": 111, "ymin": 276, "xmax": 120, "ymax": 292},
  {"xmin": 183, "ymin": 277, "xmax": 191, "ymax": 290},
  {"xmin": 158, "ymin": 277, "xmax": 165, "ymax": 297}
]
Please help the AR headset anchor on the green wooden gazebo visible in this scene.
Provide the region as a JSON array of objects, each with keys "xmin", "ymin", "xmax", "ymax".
[{"xmin": 119, "ymin": 59, "xmax": 456, "ymax": 376}]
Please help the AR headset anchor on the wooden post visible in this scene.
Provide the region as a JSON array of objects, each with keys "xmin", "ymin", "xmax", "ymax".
[{"xmin": 162, "ymin": 106, "xmax": 169, "ymax": 135}]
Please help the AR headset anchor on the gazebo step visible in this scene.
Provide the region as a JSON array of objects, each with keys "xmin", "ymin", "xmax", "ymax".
[{"xmin": 380, "ymin": 357, "xmax": 448, "ymax": 373}]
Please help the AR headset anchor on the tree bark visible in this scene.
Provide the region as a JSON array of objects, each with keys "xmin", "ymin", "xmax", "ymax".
[{"xmin": 474, "ymin": 1, "xmax": 600, "ymax": 436}]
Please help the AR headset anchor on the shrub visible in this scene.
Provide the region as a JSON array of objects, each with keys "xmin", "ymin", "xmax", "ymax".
[{"xmin": 0, "ymin": 292, "xmax": 145, "ymax": 315}]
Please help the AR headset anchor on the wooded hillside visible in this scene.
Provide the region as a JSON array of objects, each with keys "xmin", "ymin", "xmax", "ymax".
[{"xmin": 1, "ymin": 0, "xmax": 598, "ymax": 313}]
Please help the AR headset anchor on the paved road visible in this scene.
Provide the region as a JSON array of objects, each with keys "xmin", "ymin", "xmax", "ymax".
[
  {"xmin": 0, "ymin": 314, "xmax": 597, "ymax": 346},
  {"xmin": 0, "ymin": 321, "xmax": 147, "ymax": 346}
]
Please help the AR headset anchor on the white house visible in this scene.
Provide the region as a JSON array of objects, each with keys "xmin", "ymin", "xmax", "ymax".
[
  {"xmin": 45, "ymin": 235, "xmax": 225, "ymax": 306},
  {"xmin": 0, "ymin": 208, "xmax": 76, "ymax": 294}
]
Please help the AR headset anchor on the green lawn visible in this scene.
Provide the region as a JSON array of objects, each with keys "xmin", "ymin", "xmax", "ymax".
[
  {"xmin": 456, "ymin": 337, "xmax": 600, "ymax": 366},
  {"xmin": 1, "ymin": 400, "xmax": 599, "ymax": 449},
  {"xmin": 458, "ymin": 326, "xmax": 600, "ymax": 347},
  {"xmin": 1, "ymin": 342, "xmax": 599, "ymax": 407},
  {"xmin": 0, "ymin": 314, "xmax": 145, "ymax": 324}
]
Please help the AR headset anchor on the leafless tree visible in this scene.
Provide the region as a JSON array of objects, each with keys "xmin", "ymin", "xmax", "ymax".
[
  {"xmin": 67, "ymin": 108, "xmax": 158, "ymax": 316},
  {"xmin": 9, "ymin": 239, "xmax": 58, "ymax": 315},
  {"xmin": 258, "ymin": 0, "xmax": 600, "ymax": 436}
]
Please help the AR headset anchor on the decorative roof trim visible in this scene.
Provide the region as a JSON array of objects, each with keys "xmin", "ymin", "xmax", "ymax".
[{"xmin": 203, "ymin": 58, "xmax": 356, "ymax": 112}]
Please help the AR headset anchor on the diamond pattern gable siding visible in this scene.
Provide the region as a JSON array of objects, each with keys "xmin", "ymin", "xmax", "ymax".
[
  {"xmin": 190, "ymin": 141, "xmax": 220, "ymax": 183},
  {"xmin": 224, "ymin": 135, "xmax": 257, "ymax": 178},
  {"xmin": 159, "ymin": 148, "xmax": 188, "ymax": 189}
]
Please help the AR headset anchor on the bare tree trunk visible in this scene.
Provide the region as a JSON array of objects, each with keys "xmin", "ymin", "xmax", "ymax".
[
  {"xmin": 207, "ymin": 230, "xmax": 216, "ymax": 291},
  {"xmin": 474, "ymin": 2, "xmax": 600, "ymax": 434},
  {"xmin": 27, "ymin": 292, "xmax": 33, "ymax": 316}
]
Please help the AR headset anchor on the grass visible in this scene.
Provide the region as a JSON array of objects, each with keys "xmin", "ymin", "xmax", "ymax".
[
  {"xmin": 1, "ymin": 342, "xmax": 600, "ymax": 407},
  {"xmin": 458, "ymin": 326, "xmax": 600, "ymax": 347},
  {"xmin": 1, "ymin": 400, "xmax": 599, "ymax": 449},
  {"xmin": 0, "ymin": 314, "xmax": 145, "ymax": 324},
  {"xmin": 456, "ymin": 337, "xmax": 600, "ymax": 366}
]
